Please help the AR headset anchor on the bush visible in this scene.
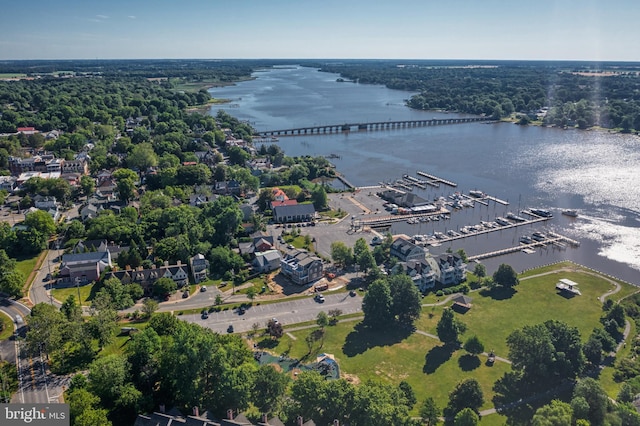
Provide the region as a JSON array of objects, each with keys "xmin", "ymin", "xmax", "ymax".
[{"xmin": 436, "ymin": 290, "xmax": 444, "ymax": 297}]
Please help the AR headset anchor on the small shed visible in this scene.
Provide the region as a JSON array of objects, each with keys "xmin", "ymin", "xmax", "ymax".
[
  {"xmin": 452, "ymin": 294, "xmax": 473, "ymax": 310},
  {"xmin": 556, "ymin": 278, "xmax": 581, "ymax": 295}
]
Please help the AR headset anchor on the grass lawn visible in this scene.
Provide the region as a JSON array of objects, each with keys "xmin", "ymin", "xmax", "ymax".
[
  {"xmin": 15, "ymin": 254, "xmax": 40, "ymax": 283},
  {"xmin": 421, "ymin": 268, "xmax": 630, "ymax": 357},
  {"xmin": 51, "ymin": 283, "xmax": 96, "ymax": 306},
  {"xmin": 0, "ymin": 311, "xmax": 14, "ymax": 340},
  {"xmin": 262, "ymin": 320, "xmax": 510, "ymax": 415},
  {"xmin": 99, "ymin": 319, "xmax": 150, "ymax": 358},
  {"xmin": 248, "ymin": 264, "xmax": 633, "ymax": 418}
]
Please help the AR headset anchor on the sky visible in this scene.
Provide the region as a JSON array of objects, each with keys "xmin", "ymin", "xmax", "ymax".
[{"xmin": 2, "ymin": 0, "xmax": 639, "ymax": 61}]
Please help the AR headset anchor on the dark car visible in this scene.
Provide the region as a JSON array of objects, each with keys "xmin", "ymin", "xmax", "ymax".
[
  {"xmin": 227, "ymin": 325, "xmax": 234, "ymax": 333},
  {"xmin": 349, "ymin": 290, "xmax": 357, "ymax": 297},
  {"xmin": 238, "ymin": 306, "xmax": 246, "ymax": 315},
  {"xmin": 201, "ymin": 310, "xmax": 209, "ymax": 319},
  {"xmin": 182, "ymin": 290, "xmax": 189, "ymax": 298}
]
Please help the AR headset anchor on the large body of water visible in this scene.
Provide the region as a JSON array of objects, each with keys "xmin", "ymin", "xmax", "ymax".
[{"xmin": 211, "ymin": 66, "xmax": 640, "ymax": 284}]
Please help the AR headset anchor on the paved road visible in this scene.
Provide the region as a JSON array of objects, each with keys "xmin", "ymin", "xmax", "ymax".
[
  {"xmin": 181, "ymin": 292, "xmax": 363, "ymax": 334},
  {"xmin": 29, "ymin": 248, "xmax": 64, "ymax": 308}
]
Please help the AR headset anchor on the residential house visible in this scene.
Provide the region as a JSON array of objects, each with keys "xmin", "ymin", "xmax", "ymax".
[
  {"xmin": 80, "ymin": 203, "xmax": 102, "ymax": 221},
  {"xmin": 190, "ymin": 254, "xmax": 209, "ymax": 283},
  {"xmin": 239, "ymin": 203, "xmax": 256, "ymax": 221},
  {"xmin": 73, "ymin": 239, "xmax": 128, "ymax": 261},
  {"xmin": 271, "ymin": 187, "xmax": 288, "ymax": 203},
  {"xmin": 253, "ymin": 250, "xmax": 281, "ymax": 273},
  {"xmin": 280, "ymin": 248, "xmax": 323, "ymax": 285},
  {"xmin": 272, "ymin": 203, "xmax": 315, "ymax": 223},
  {"xmin": 58, "ymin": 251, "xmax": 112, "ymax": 284},
  {"xmin": 394, "ymin": 257, "xmax": 439, "ymax": 292},
  {"xmin": 390, "ymin": 237, "xmax": 428, "ymax": 262},
  {"xmin": 17, "ymin": 127, "xmax": 37, "ymax": 135},
  {"xmin": 62, "ymin": 159, "xmax": 89, "ymax": 175},
  {"xmin": 436, "ymin": 253, "xmax": 467, "ymax": 286},
  {"xmin": 238, "ymin": 235, "xmax": 274, "ymax": 256},
  {"xmin": 270, "ymin": 199, "xmax": 298, "ymax": 210},
  {"xmin": 106, "ymin": 261, "xmax": 189, "ymax": 294},
  {"xmin": 0, "ymin": 176, "xmax": 16, "ymax": 192},
  {"xmin": 33, "ymin": 195, "xmax": 60, "ymax": 221}
]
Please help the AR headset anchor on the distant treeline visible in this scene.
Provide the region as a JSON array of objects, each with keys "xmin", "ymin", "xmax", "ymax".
[{"xmin": 316, "ymin": 60, "xmax": 640, "ymax": 131}]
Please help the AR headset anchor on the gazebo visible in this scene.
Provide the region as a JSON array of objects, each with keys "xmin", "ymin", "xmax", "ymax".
[{"xmin": 452, "ymin": 294, "xmax": 473, "ymax": 310}]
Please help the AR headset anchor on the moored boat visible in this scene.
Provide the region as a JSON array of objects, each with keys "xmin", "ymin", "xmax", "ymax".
[{"xmin": 562, "ymin": 209, "xmax": 578, "ymax": 217}]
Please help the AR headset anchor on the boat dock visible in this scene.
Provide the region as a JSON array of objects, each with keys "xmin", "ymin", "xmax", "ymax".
[
  {"xmin": 355, "ymin": 209, "xmax": 450, "ymax": 228},
  {"xmin": 485, "ymin": 195, "xmax": 509, "ymax": 205},
  {"xmin": 336, "ymin": 174, "xmax": 355, "ymax": 189},
  {"xmin": 467, "ymin": 232, "xmax": 579, "ymax": 261},
  {"xmin": 462, "ymin": 194, "xmax": 489, "ymax": 206},
  {"xmin": 416, "ymin": 171, "xmax": 458, "ymax": 187}
]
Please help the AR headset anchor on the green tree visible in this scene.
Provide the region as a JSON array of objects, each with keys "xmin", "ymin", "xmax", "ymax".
[
  {"xmin": 398, "ymin": 380, "xmax": 417, "ymax": 409},
  {"xmin": 113, "ymin": 168, "xmax": 138, "ymax": 202},
  {"xmin": 127, "ymin": 142, "xmax": 158, "ymax": 170},
  {"xmin": 362, "ymin": 279, "xmax": 393, "ymax": 328},
  {"xmin": 531, "ymin": 400, "xmax": 573, "ymax": 426},
  {"xmin": 88, "ymin": 354, "xmax": 130, "ymax": 405},
  {"xmin": 311, "ymin": 185, "xmax": 328, "ymax": 210},
  {"xmin": 437, "ymin": 308, "xmax": 466, "ymax": 346},
  {"xmin": 454, "ymin": 407, "xmax": 479, "ymax": 426},
  {"xmin": 492, "ymin": 263, "xmax": 519, "ymax": 288},
  {"xmin": 446, "ymin": 378, "xmax": 484, "ymax": 417},
  {"xmin": 80, "ymin": 175, "xmax": 95, "ymax": 197},
  {"xmin": 389, "ymin": 273, "xmax": 422, "ymax": 327},
  {"xmin": 67, "ymin": 387, "xmax": 112, "ymax": 426},
  {"xmin": 252, "ymin": 365, "xmax": 290, "ymax": 414},
  {"xmin": 473, "ymin": 263, "xmax": 486, "ymax": 278},
  {"xmin": 573, "ymin": 378, "xmax": 608, "ymax": 425},
  {"xmin": 153, "ymin": 277, "xmax": 177, "ymax": 297},
  {"xmin": 142, "ymin": 298, "xmax": 159, "ymax": 318},
  {"xmin": 61, "ymin": 295, "xmax": 82, "ymax": 322},
  {"xmin": 0, "ymin": 270, "xmax": 24, "ymax": 298},
  {"xmin": 24, "ymin": 209, "xmax": 56, "ymax": 237},
  {"xmin": 330, "ymin": 241, "xmax": 353, "ymax": 268},
  {"xmin": 463, "ymin": 335, "xmax": 485, "ymax": 356},
  {"xmin": 420, "ymin": 397, "xmax": 440, "ymax": 426},
  {"xmin": 583, "ymin": 333, "xmax": 603, "ymax": 365}
]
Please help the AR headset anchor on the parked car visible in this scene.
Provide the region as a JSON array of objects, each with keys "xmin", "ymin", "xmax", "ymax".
[
  {"xmin": 201, "ymin": 310, "xmax": 209, "ymax": 319},
  {"xmin": 238, "ymin": 306, "xmax": 246, "ymax": 315},
  {"xmin": 200, "ymin": 285, "xmax": 207, "ymax": 292},
  {"xmin": 182, "ymin": 290, "xmax": 189, "ymax": 298},
  {"xmin": 227, "ymin": 325, "xmax": 234, "ymax": 333},
  {"xmin": 349, "ymin": 290, "xmax": 357, "ymax": 297},
  {"xmin": 314, "ymin": 293, "xmax": 325, "ymax": 303}
]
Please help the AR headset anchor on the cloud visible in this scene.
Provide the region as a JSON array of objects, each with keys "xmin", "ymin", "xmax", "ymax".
[
  {"xmin": 128, "ymin": 15, "xmax": 136, "ymax": 19},
  {"xmin": 96, "ymin": 14, "xmax": 109, "ymax": 20}
]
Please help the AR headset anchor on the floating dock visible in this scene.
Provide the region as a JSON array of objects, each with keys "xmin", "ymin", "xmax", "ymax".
[
  {"xmin": 467, "ymin": 232, "xmax": 579, "ymax": 261},
  {"xmin": 485, "ymin": 195, "xmax": 509, "ymax": 205},
  {"xmin": 416, "ymin": 171, "xmax": 457, "ymax": 187}
]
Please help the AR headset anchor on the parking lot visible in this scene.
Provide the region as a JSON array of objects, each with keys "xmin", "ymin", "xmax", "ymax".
[{"xmin": 182, "ymin": 292, "xmax": 363, "ymax": 334}]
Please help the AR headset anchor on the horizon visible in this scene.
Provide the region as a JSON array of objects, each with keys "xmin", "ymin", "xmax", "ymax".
[{"xmin": 3, "ymin": 0, "xmax": 640, "ymax": 62}]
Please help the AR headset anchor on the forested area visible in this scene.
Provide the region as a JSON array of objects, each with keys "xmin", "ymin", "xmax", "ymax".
[{"xmin": 317, "ymin": 61, "xmax": 640, "ymax": 131}]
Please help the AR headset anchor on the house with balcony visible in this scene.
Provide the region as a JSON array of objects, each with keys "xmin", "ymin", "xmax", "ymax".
[
  {"xmin": 190, "ymin": 254, "xmax": 209, "ymax": 283},
  {"xmin": 280, "ymin": 248, "xmax": 323, "ymax": 285},
  {"xmin": 436, "ymin": 253, "xmax": 467, "ymax": 286},
  {"xmin": 394, "ymin": 257, "xmax": 440, "ymax": 292},
  {"xmin": 390, "ymin": 237, "xmax": 428, "ymax": 262}
]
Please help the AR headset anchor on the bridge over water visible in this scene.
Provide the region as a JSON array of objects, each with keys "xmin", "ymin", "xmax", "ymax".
[{"xmin": 257, "ymin": 116, "xmax": 492, "ymax": 137}]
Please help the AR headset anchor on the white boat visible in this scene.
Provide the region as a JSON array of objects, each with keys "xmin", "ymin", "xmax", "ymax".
[
  {"xmin": 520, "ymin": 235, "xmax": 533, "ymax": 244},
  {"xmin": 469, "ymin": 190, "xmax": 486, "ymax": 198},
  {"xmin": 530, "ymin": 208, "xmax": 553, "ymax": 218},
  {"xmin": 495, "ymin": 217, "xmax": 511, "ymax": 226},
  {"xmin": 506, "ymin": 212, "xmax": 526, "ymax": 222},
  {"xmin": 562, "ymin": 209, "xmax": 578, "ymax": 217}
]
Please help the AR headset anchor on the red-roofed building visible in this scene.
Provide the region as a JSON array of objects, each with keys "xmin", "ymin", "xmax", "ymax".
[
  {"xmin": 271, "ymin": 187, "xmax": 288, "ymax": 202},
  {"xmin": 271, "ymin": 199, "xmax": 298, "ymax": 209},
  {"xmin": 17, "ymin": 127, "xmax": 37, "ymax": 135}
]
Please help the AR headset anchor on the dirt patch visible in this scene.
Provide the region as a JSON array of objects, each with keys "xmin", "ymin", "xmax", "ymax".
[{"xmin": 342, "ymin": 373, "xmax": 360, "ymax": 385}]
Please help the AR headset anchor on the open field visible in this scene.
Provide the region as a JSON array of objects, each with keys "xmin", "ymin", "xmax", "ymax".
[
  {"xmin": 15, "ymin": 255, "xmax": 39, "ymax": 285},
  {"xmin": 252, "ymin": 263, "xmax": 634, "ymax": 418},
  {"xmin": 51, "ymin": 283, "xmax": 96, "ymax": 306},
  {"xmin": 264, "ymin": 320, "xmax": 511, "ymax": 414}
]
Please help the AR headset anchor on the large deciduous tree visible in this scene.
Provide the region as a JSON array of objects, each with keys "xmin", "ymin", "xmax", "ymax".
[
  {"xmin": 492, "ymin": 263, "xmax": 519, "ymax": 288},
  {"xmin": 437, "ymin": 308, "xmax": 466, "ymax": 346},
  {"xmin": 389, "ymin": 274, "xmax": 422, "ymax": 327},
  {"xmin": 445, "ymin": 378, "xmax": 484, "ymax": 417},
  {"xmin": 362, "ymin": 279, "xmax": 393, "ymax": 328}
]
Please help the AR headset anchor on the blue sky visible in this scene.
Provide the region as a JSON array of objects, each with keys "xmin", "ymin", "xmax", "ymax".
[{"xmin": 2, "ymin": 0, "xmax": 639, "ymax": 61}]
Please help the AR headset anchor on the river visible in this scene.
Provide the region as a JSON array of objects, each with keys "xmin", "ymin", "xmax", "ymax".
[{"xmin": 210, "ymin": 65, "xmax": 640, "ymax": 284}]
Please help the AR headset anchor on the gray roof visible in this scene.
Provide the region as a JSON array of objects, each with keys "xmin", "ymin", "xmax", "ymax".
[{"xmin": 273, "ymin": 203, "xmax": 315, "ymax": 216}]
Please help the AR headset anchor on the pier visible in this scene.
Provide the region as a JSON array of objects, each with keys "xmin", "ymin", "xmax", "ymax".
[
  {"xmin": 257, "ymin": 117, "xmax": 492, "ymax": 137},
  {"xmin": 468, "ymin": 233, "xmax": 579, "ymax": 261},
  {"xmin": 485, "ymin": 195, "xmax": 509, "ymax": 205},
  {"xmin": 416, "ymin": 171, "xmax": 458, "ymax": 187},
  {"xmin": 336, "ymin": 174, "xmax": 355, "ymax": 190}
]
